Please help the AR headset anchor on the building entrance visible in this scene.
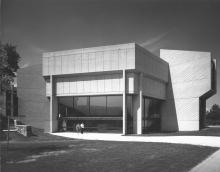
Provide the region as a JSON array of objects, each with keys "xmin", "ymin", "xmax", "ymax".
[
  {"xmin": 142, "ymin": 97, "xmax": 162, "ymax": 133},
  {"xmin": 58, "ymin": 95, "xmax": 123, "ymax": 132}
]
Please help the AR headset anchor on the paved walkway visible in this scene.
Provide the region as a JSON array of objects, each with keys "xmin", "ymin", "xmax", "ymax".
[
  {"xmin": 190, "ymin": 149, "xmax": 220, "ymax": 172},
  {"xmin": 51, "ymin": 132, "xmax": 220, "ymax": 148}
]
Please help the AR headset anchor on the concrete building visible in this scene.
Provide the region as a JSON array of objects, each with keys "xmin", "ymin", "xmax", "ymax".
[{"xmin": 17, "ymin": 43, "xmax": 216, "ymax": 134}]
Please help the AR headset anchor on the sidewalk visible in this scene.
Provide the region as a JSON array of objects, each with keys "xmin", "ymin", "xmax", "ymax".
[
  {"xmin": 190, "ymin": 149, "xmax": 220, "ymax": 172},
  {"xmin": 51, "ymin": 132, "xmax": 220, "ymax": 148}
]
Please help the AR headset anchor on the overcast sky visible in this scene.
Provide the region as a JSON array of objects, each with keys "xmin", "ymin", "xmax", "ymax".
[{"xmin": 1, "ymin": 0, "xmax": 220, "ymax": 108}]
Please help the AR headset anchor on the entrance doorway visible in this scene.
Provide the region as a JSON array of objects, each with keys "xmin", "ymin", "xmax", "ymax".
[
  {"xmin": 57, "ymin": 95, "xmax": 123, "ymax": 133},
  {"xmin": 143, "ymin": 97, "xmax": 162, "ymax": 133}
]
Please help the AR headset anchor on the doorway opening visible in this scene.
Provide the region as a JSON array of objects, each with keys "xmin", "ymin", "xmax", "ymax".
[{"xmin": 143, "ymin": 97, "xmax": 162, "ymax": 133}]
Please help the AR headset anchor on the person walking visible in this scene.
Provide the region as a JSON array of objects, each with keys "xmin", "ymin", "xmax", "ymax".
[
  {"xmin": 76, "ymin": 123, "xmax": 80, "ymax": 134},
  {"xmin": 57, "ymin": 113, "xmax": 62, "ymax": 131},
  {"xmin": 80, "ymin": 122, "xmax": 85, "ymax": 134}
]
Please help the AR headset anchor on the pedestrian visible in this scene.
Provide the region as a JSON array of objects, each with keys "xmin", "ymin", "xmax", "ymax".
[
  {"xmin": 76, "ymin": 123, "xmax": 81, "ymax": 134},
  {"xmin": 62, "ymin": 120, "xmax": 67, "ymax": 131},
  {"xmin": 80, "ymin": 122, "xmax": 85, "ymax": 134},
  {"xmin": 57, "ymin": 113, "xmax": 62, "ymax": 131}
]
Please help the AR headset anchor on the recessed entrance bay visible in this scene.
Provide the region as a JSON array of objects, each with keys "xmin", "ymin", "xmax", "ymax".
[{"xmin": 58, "ymin": 95, "xmax": 123, "ymax": 132}]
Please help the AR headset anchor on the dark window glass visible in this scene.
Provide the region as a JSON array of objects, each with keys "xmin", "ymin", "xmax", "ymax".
[
  {"xmin": 126, "ymin": 95, "xmax": 133, "ymax": 134},
  {"xmin": 58, "ymin": 97, "xmax": 73, "ymax": 116},
  {"xmin": 143, "ymin": 98, "xmax": 161, "ymax": 133},
  {"xmin": 59, "ymin": 95, "xmax": 123, "ymax": 132},
  {"xmin": 90, "ymin": 96, "xmax": 106, "ymax": 115},
  {"xmin": 107, "ymin": 96, "xmax": 122, "ymax": 116},
  {"xmin": 74, "ymin": 97, "xmax": 89, "ymax": 115}
]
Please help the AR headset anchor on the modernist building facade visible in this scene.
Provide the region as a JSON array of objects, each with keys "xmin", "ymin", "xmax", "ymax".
[{"xmin": 17, "ymin": 43, "xmax": 216, "ymax": 134}]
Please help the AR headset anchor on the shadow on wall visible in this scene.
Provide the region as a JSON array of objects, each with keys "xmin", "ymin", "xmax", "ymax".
[
  {"xmin": 200, "ymin": 59, "xmax": 217, "ymax": 129},
  {"xmin": 161, "ymin": 70, "xmax": 179, "ymax": 131}
]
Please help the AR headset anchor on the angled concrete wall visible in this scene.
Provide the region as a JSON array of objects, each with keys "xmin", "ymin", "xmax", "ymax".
[{"xmin": 160, "ymin": 49, "xmax": 214, "ymax": 131}]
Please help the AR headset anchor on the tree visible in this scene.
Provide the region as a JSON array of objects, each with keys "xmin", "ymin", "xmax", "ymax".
[
  {"xmin": 206, "ymin": 104, "xmax": 220, "ymax": 121},
  {"xmin": 0, "ymin": 42, "xmax": 21, "ymax": 91}
]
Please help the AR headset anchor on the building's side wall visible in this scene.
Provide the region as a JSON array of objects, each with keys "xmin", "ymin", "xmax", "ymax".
[
  {"xmin": 135, "ymin": 44, "xmax": 169, "ymax": 83},
  {"xmin": 17, "ymin": 64, "xmax": 50, "ymax": 132},
  {"xmin": 135, "ymin": 44, "xmax": 168, "ymax": 100},
  {"xmin": 43, "ymin": 43, "xmax": 135, "ymax": 76},
  {"xmin": 160, "ymin": 49, "xmax": 212, "ymax": 131},
  {"xmin": 132, "ymin": 46, "xmax": 169, "ymax": 134},
  {"xmin": 142, "ymin": 77, "xmax": 166, "ymax": 100}
]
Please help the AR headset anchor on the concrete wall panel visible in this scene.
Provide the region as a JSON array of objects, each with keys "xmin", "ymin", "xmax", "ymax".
[
  {"xmin": 43, "ymin": 43, "xmax": 135, "ymax": 76},
  {"xmin": 160, "ymin": 50, "xmax": 211, "ymax": 66},
  {"xmin": 104, "ymin": 50, "xmax": 112, "ymax": 71},
  {"xmin": 95, "ymin": 51, "xmax": 104, "ymax": 71},
  {"xmin": 135, "ymin": 45, "xmax": 169, "ymax": 83},
  {"xmin": 142, "ymin": 77, "xmax": 166, "ymax": 100},
  {"xmin": 42, "ymin": 57, "xmax": 48, "ymax": 75},
  {"xmin": 171, "ymin": 79, "xmax": 210, "ymax": 99},
  {"xmin": 178, "ymin": 121, "xmax": 199, "ymax": 131},
  {"xmin": 175, "ymin": 98, "xmax": 199, "ymax": 121},
  {"xmin": 54, "ymin": 73, "xmax": 137, "ymax": 96},
  {"xmin": 17, "ymin": 64, "xmax": 50, "ymax": 132},
  {"xmin": 170, "ymin": 59, "xmax": 210, "ymax": 84},
  {"xmin": 75, "ymin": 54, "xmax": 82, "ymax": 73},
  {"xmin": 89, "ymin": 52, "xmax": 96, "ymax": 72},
  {"xmin": 82, "ymin": 53, "xmax": 89, "ymax": 73},
  {"xmin": 161, "ymin": 49, "xmax": 212, "ymax": 131},
  {"xmin": 127, "ymin": 48, "xmax": 135, "ymax": 69}
]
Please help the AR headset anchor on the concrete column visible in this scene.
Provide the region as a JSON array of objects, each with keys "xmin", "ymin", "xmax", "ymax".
[
  {"xmin": 49, "ymin": 75, "xmax": 58, "ymax": 133},
  {"xmin": 122, "ymin": 69, "xmax": 127, "ymax": 135},
  {"xmin": 137, "ymin": 73, "xmax": 143, "ymax": 134}
]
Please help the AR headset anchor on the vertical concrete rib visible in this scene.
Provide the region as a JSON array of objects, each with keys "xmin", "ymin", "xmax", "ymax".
[
  {"xmin": 50, "ymin": 75, "xmax": 58, "ymax": 133},
  {"xmin": 137, "ymin": 73, "xmax": 143, "ymax": 134},
  {"xmin": 49, "ymin": 75, "xmax": 53, "ymax": 132},
  {"xmin": 123, "ymin": 69, "xmax": 127, "ymax": 135}
]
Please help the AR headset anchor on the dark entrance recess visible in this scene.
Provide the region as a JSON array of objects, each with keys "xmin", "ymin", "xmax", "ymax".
[
  {"xmin": 142, "ymin": 97, "xmax": 162, "ymax": 133},
  {"xmin": 58, "ymin": 95, "xmax": 123, "ymax": 133}
]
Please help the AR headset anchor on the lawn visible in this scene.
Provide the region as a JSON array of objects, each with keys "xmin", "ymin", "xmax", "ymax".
[{"xmin": 1, "ymin": 139, "xmax": 218, "ymax": 172}]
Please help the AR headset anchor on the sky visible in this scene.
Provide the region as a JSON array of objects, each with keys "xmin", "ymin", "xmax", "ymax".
[{"xmin": 1, "ymin": 0, "xmax": 220, "ymax": 109}]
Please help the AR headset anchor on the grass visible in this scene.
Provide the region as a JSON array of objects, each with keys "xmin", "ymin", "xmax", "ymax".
[
  {"xmin": 1, "ymin": 127, "xmax": 220, "ymax": 172},
  {"xmin": 1, "ymin": 138, "xmax": 218, "ymax": 172}
]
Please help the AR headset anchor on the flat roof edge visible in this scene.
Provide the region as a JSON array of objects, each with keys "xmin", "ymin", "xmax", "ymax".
[
  {"xmin": 160, "ymin": 49, "xmax": 211, "ymax": 56},
  {"xmin": 43, "ymin": 42, "xmax": 136, "ymax": 57}
]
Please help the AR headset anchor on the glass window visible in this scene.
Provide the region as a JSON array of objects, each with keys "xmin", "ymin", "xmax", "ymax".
[
  {"xmin": 143, "ymin": 97, "xmax": 162, "ymax": 133},
  {"xmin": 74, "ymin": 97, "xmax": 89, "ymax": 115},
  {"xmin": 58, "ymin": 97, "xmax": 73, "ymax": 116},
  {"xmin": 90, "ymin": 96, "xmax": 106, "ymax": 115},
  {"xmin": 107, "ymin": 96, "xmax": 122, "ymax": 116}
]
